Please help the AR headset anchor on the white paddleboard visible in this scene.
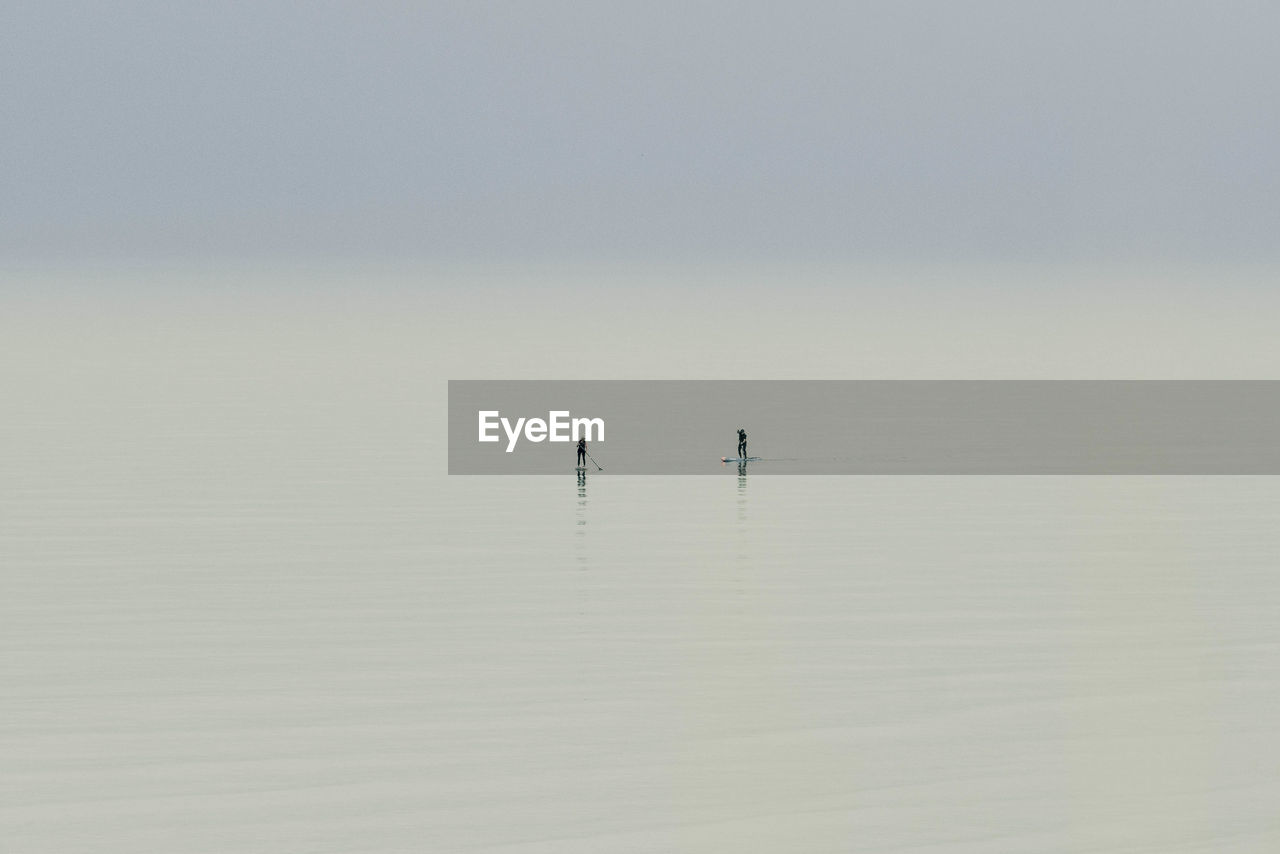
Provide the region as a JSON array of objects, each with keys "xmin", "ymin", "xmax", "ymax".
[{"xmin": 721, "ymin": 457, "xmax": 762, "ymax": 463}]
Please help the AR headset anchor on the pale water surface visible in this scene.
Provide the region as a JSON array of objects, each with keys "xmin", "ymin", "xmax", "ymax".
[{"xmin": 3, "ymin": 269, "xmax": 1279, "ymax": 852}]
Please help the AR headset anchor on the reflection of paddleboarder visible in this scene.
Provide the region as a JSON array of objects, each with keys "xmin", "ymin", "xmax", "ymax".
[
  {"xmin": 577, "ymin": 437, "xmax": 587, "ymax": 466},
  {"xmin": 737, "ymin": 428, "xmax": 747, "ymax": 459}
]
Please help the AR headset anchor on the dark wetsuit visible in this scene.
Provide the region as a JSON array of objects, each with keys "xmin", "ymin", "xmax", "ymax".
[
  {"xmin": 737, "ymin": 430, "xmax": 747, "ymax": 459},
  {"xmin": 577, "ymin": 439, "xmax": 587, "ymax": 466}
]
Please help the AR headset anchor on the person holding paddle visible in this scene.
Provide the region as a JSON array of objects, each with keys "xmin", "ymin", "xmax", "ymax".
[
  {"xmin": 737, "ymin": 428, "xmax": 747, "ymax": 459},
  {"xmin": 577, "ymin": 437, "xmax": 587, "ymax": 467}
]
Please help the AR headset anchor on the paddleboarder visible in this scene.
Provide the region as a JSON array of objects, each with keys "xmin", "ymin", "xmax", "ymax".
[
  {"xmin": 737, "ymin": 428, "xmax": 747, "ymax": 459},
  {"xmin": 577, "ymin": 437, "xmax": 587, "ymax": 467}
]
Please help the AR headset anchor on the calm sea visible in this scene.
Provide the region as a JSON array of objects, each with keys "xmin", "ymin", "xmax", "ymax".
[{"xmin": 4, "ymin": 267, "xmax": 1279, "ymax": 852}]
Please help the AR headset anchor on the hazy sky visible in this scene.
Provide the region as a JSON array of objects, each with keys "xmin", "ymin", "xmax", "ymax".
[{"xmin": 3, "ymin": 2, "xmax": 1278, "ymax": 264}]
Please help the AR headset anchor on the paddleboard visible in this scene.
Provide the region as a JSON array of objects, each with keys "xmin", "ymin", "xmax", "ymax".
[
  {"xmin": 575, "ymin": 466, "xmax": 588, "ymax": 471},
  {"xmin": 721, "ymin": 456, "xmax": 762, "ymax": 463}
]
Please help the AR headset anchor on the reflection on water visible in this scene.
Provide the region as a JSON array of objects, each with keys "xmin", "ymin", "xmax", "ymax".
[
  {"xmin": 736, "ymin": 461, "xmax": 748, "ymax": 523},
  {"xmin": 574, "ymin": 470, "xmax": 587, "ymax": 564},
  {"xmin": 734, "ymin": 462, "xmax": 750, "ymax": 567},
  {"xmin": 573, "ymin": 471, "xmax": 586, "ymax": 571}
]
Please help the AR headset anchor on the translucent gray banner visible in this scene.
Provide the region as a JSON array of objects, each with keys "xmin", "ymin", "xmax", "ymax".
[{"xmin": 448, "ymin": 381, "xmax": 1280, "ymax": 474}]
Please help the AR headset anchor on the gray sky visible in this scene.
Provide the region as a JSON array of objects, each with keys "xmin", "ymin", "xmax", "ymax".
[{"xmin": 3, "ymin": 1, "xmax": 1278, "ymax": 264}]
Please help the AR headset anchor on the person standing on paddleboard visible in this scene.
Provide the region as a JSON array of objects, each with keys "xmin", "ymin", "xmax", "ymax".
[
  {"xmin": 737, "ymin": 428, "xmax": 747, "ymax": 459},
  {"xmin": 577, "ymin": 437, "xmax": 587, "ymax": 467}
]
